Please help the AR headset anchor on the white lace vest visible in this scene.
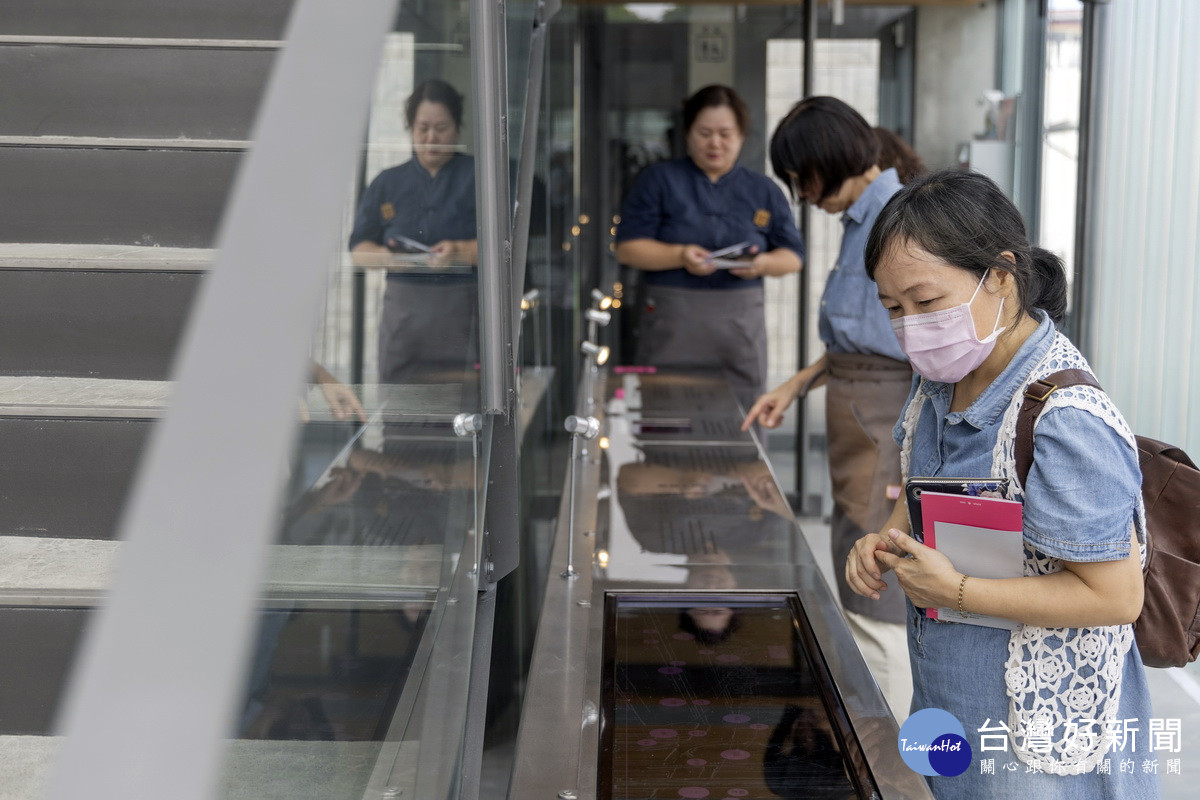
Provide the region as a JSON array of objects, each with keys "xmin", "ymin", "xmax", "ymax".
[{"xmin": 898, "ymin": 331, "xmax": 1146, "ymax": 775}]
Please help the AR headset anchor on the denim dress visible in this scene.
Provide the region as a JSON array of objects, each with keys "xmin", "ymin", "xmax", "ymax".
[{"xmin": 896, "ymin": 314, "xmax": 1159, "ymax": 799}]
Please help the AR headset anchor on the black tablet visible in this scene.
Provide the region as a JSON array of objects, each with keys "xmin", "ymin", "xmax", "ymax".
[{"xmin": 905, "ymin": 477, "xmax": 1010, "ymax": 543}]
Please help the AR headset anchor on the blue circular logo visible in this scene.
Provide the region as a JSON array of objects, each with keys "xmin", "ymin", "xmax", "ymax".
[{"xmin": 897, "ymin": 708, "xmax": 973, "ymax": 777}]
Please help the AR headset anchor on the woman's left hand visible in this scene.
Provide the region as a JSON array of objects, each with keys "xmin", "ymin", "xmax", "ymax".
[
  {"xmin": 429, "ymin": 240, "xmax": 457, "ymax": 266},
  {"xmin": 874, "ymin": 528, "xmax": 962, "ymax": 609},
  {"xmin": 727, "ymin": 245, "xmax": 763, "ymax": 279}
]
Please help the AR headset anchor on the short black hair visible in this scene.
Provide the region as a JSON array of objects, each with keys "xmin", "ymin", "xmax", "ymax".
[
  {"xmin": 678, "ymin": 608, "xmax": 743, "ymax": 645},
  {"xmin": 405, "ymin": 78, "xmax": 464, "ymax": 129},
  {"xmin": 769, "ymin": 96, "xmax": 879, "ymax": 202},
  {"xmin": 682, "ymin": 84, "xmax": 750, "ymax": 137},
  {"xmin": 864, "ymin": 169, "xmax": 1068, "ymax": 324}
]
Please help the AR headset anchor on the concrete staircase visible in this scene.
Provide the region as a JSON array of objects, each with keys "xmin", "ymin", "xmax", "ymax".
[{"xmin": 0, "ymin": 1, "xmax": 291, "ymax": 380}]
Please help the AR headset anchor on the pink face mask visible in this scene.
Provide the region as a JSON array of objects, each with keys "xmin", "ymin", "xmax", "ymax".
[{"xmin": 891, "ymin": 271, "xmax": 1006, "ymax": 383}]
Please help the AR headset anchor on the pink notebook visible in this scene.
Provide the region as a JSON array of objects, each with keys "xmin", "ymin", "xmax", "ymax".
[{"xmin": 920, "ymin": 491, "xmax": 1024, "ymax": 629}]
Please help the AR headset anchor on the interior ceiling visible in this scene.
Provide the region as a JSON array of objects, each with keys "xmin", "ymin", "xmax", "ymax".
[{"xmin": 575, "ymin": 1, "xmax": 975, "ymax": 7}]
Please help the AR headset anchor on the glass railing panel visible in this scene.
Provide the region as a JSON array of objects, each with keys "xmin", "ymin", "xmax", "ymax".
[
  {"xmin": 220, "ymin": 6, "xmax": 487, "ymax": 800},
  {"xmin": 215, "ymin": 2, "xmax": 487, "ymax": 798},
  {"xmin": 507, "ymin": 0, "xmax": 537, "ymax": 200}
]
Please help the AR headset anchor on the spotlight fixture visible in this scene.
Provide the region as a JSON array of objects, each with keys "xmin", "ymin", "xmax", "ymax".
[
  {"xmin": 580, "ymin": 341, "xmax": 610, "ymax": 365},
  {"xmin": 564, "ymin": 414, "xmax": 601, "ymax": 439},
  {"xmin": 452, "ymin": 412, "xmax": 483, "ymax": 438},
  {"xmin": 590, "ymin": 288, "xmax": 614, "ymax": 311},
  {"xmin": 585, "ymin": 308, "xmax": 611, "ymax": 326}
]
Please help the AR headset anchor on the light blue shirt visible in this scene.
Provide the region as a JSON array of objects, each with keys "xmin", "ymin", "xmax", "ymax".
[
  {"xmin": 895, "ymin": 311, "xmax": 1140, "ymax": 561},
  {"xmin": 817, "ymin": 167, "xmax": 907, "ymax": 361},
  {"xmin": 893, "ymin": 312, "xmax": 1155, "ymax": 799}
]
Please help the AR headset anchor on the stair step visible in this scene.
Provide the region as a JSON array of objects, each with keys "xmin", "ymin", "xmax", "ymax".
[
  {"xmin": 0, "ymin": 269, "xmax": 200, "ymax": 379},
  {"xmin": 0, "ymin": 43, "xmax": 273, "ymax": 140},
  {"xmin": 0, "ymin": 377, "xmax": 172, "ymax": 415},
  {"xmin": 0, "ymin": 416, "xmax": 152, "ymax": 541},
  {"xmin": 0, "ymin": 147, "xmax": 239, "ymax": 247},
  {"xmin": 0, "ymin": 136, "xmax": 248, "ymax": 150},
  {"xmin": 2, "ymin": 0, "xmax": 295, "ymax": 41},
  {"xmin": 0, "ymin": 243, "xmax": 211, "ymax": 272}
]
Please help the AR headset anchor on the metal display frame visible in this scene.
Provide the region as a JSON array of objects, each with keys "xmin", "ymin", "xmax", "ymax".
[{"xmin": 509, "ymin": 367, "xmax": 934, "ymax": 799}]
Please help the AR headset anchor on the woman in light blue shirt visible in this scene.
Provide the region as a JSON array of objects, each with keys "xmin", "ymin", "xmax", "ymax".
[
  {"xmin": 743, "ymin": 97, "xmax": 916, "ymax": 715},
  {"xmin": 847, "ymin": 170, "xmax": 1156, "ymax": 799}
]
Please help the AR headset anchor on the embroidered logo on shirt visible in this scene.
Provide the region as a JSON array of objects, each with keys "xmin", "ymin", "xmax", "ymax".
[
  {"xmin": 753, "ymin": 209, "xmax": 771, "ymax": 227},
  {"xmin": 380, "ymin": 202, "xmax": 396, "ymax": 221}
]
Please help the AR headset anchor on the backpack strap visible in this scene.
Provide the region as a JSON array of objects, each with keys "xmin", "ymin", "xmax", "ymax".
[{"xmin": 1015, "ymin": 368, "xmax": 1103, "ymax": 487}]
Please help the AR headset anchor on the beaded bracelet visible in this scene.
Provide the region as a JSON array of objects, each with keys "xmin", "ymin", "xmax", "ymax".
[{"xmin": 957, "ymin": 574, "xmax": 969, "ymax": 617}]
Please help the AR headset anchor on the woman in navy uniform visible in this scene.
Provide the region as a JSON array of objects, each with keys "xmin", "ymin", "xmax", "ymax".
[
  {"xmin": 349, "ymin": 79, "xmax": 477, "ymax": 384},
  {"xmin": 743, "ymin": 98, "xmax": 916, "ymax": 716},
  {"xmin": 615, "ymin": 84, "xmax": 804, "ymax": 411}
]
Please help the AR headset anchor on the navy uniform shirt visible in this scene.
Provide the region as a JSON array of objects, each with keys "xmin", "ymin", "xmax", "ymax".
[
  {"xmin": 349, "ymin": 153, "xmax": 476, "ymax": 281},
  {"xmin": 615, "ymin": 158, "xmax": 805, "ymax": 290}
]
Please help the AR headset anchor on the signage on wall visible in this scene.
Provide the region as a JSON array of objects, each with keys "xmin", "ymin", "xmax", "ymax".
[{"xmin": 695, "ymin": 25, "xmax": 728, "ymax": 63}]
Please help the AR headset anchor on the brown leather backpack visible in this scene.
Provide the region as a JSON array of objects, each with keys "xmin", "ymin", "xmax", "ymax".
[{"xmin": 1016, "ymin": 369, "xmax": 1200, "ymax": 668}]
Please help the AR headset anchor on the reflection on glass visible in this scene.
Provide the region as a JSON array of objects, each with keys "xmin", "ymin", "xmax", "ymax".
[
  {"xmin": 278, "ymin": 437, "xmax": 474, "ymax": 548},
  {"xmin": 238, "ymin": 607, "xmax": 430, "ymax": 742},
  {"xmin": 349, "ymin": 79, "xmax": 479, "ymax": 385},
  {"xmin": 602, "ymin": 594, "xmax": 876, "ymax": 799},
  {"xmin": 1040, "ymin": 1, "xmax": 1083, "ymax": 290},
  {"xmin": 614, "ymin": 446, "xmax": 794, "ymax": 567},
  {"xmin": 218, "ymin": 416, "xmax": 476, "ymax": 796}
]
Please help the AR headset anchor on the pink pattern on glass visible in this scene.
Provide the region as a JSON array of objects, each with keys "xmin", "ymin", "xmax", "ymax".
[
  {"xmin": 692, "ymin": 699, "xmax": 711, "ymax": 706},
  {"xmin": 660, "ymin": 698, "xmax": 687, "ymax": 707},
  {"xmin": 677, "ymin": 789, "xmax": 709, "ymax": 799},
  {"xmin": 720, "ymin": 749, "xmax": 751, "ymax": 761},
  {"xmin": 673, "ymin": 632, "xmax": 696, "ymax": 641},
  {"xmin": 658, "ymin": 666, "xmax": 683, "ymax": 675},
  {"xmin": 727, "ymin": 790, "xmax": 749, "ymax": 797},
  {"xmin": 722, "ymin": 714, "xmax": 750, "ymax": 724},
  {"xmin": 686, "ymin": 758, "xmax": 707, "ymax": 766},
  {"xmin": 715, "ymin": 654, "xmax": 741, "ymax": 664},
  {"xmin": 637, "ymin": 739, "xmax": 657, "ymax": 747},
  {"xmin": 687, "ymin": 730, "xmax": 707, "ymax": 737},
  {"xmin": 749, "ymin": 723, "xmax": 769, "ymax": 730},
  {"xmin": 649, "ymin": 729, "xmax": 677, "ymax": 739}
]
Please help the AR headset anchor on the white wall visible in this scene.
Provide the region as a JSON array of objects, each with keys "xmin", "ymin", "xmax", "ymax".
[
  {"xmin": 1085, "ymin": 0, "xmax": 1200, "ymax": 454},
  {"xmin": 914, "ymin": 1, "xmax": 1000, "ymax": 169}
]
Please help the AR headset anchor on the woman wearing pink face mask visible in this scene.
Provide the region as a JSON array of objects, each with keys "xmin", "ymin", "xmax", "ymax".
[{"xmin": 847, "ymin": 170, "xmax": 1155, "ymax": 798}]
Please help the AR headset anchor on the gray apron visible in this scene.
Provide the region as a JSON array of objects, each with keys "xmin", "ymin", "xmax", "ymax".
[
  {"xmin": 825, "ymin": 351, "xmax": 912, "ymax": 623},
  {"xmin": 378, "ymin": 278, "xmax": 478, "ymax": 384},
  {"xmin": 635, "ymin": 284, "xmax": 767, "ymax": 412}
]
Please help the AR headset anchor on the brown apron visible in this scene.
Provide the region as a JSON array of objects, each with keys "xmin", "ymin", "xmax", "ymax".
[
  {"xmin": 825, "ymin": 351, "xmax": 912, "ymax": 623},
  {"xmin": 636, "ymin": 284, "xmax": 767, "ymax": 412}
]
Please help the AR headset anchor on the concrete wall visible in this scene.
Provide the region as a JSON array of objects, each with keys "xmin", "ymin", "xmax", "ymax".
[{"xmin": 914, "ymin": 1, "xmax": 1000, "ymax": 170}]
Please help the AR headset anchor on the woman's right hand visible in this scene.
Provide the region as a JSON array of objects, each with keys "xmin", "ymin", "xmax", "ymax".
[
  {"xmin": 680, "ymin": 244, "xmax": 716, "ymax": 276},
  {"xmin": 845, "ymin": 531, "xmax": 905, "ymax": 600},
  {"xmin": 740, "ymin": 380, "xmax": 798, "ymax": 430}
]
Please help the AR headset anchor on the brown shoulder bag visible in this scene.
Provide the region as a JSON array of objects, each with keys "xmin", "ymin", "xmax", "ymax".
[{"xmin": 1016, "ymin": 369, "xmax": 1200, "ymax": 668}]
